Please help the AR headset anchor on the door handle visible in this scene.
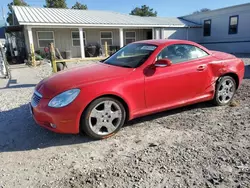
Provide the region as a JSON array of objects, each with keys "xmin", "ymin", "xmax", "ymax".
[{"xmin": 197, "ymin": 65, "xmax": 206, "ymax": 71}]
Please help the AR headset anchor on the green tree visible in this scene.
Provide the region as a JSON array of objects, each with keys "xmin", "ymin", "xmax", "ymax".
[
  {"xmin": 71, "ymin": 1, "xmax": 88, "ymax": 10},
  {"xmin": 44, "ymin": 0, "xmax": 67, "ymax": 8},
  {"xmin": 130, "ymin": 5, "xmax": 157, "ymax": 17},
  {"xmin": 192, "ymin": 8, "xmax": 211, "ymax": 14},
  {"xmin": 7, "ymin": 0, "xmax": 28, "ymax": 25}
]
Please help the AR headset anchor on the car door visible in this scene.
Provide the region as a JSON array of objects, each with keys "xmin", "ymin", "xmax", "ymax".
[{"xmin": 144, "ymin": 44, "xmax": 211, "ymax": 109}]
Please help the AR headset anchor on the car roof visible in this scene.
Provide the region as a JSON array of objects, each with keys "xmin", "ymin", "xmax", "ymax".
[
  {"xmin": 134, "ymin": 39, "xmax": 198, "ymax": 46},
  {"xmin": 133, "ymin": 39, "xmax": 211, "ymax": 54}
]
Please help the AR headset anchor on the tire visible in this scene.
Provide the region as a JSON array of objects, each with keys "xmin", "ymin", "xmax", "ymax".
[
  {"xmin": 213, "ymin": 76, "xmax": 237, "ymax": 106},
  {"xmin": 56, "ymin": 62, "xmax": 64, "ymax": 72},
  {"xmin": 80, "ymin": 97, "xmax": 126, "ymax": 139}
]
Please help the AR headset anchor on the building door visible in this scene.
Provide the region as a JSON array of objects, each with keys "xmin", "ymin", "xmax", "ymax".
[{"xmin": 146, "ymin": 31, "xmax": 153, "ymax": 39}]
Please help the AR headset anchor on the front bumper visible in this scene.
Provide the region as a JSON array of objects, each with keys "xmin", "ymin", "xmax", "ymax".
[{"xmin": 30, "ymin": 97, "xmax": 81, "ymax": 134}]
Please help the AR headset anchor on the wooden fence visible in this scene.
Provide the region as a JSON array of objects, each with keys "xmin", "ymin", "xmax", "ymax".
[{"xmin": 49, "ymin": 42, "xmax": 109, "ymax": 73}]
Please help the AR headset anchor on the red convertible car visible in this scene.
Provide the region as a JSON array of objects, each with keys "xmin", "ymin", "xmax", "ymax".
[{"xmin": 30, "ymin": 40, "xmax": 245, "ymax": 139}]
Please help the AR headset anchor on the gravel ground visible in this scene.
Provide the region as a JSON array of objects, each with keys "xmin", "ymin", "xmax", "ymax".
[{"xmin": 0, "ymin": 56, "xmax": 250, "ymax": 188}]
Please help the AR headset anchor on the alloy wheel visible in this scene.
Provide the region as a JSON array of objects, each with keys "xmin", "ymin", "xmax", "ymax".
[
  {"xmin": 217, "ymin": 78, "xmax": 235, "ymax": 104},
  {"xmin": 89, "ymin": 100, "xmax": 122, "ymax": 136}
]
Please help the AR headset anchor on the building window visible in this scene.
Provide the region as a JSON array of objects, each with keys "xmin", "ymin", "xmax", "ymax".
[
  {"xmin": 229, "ymin": 15, "xmax": 239, "ymax": 34},
  {"xmin": 37, "ymin": 31, "xmax": 55, "ymax": 48},
  {"xmin": 203, "ymin": 19, "xmax": 211, "ymax": 36},
  {"xmin": 100, "ymin": 31, "xmax": 113, "ymax": 46},
  {"xmin": 71, "ymin": 31, "xmax": 86, "ymax": 47},
  {"xmin": 125, "ymin": 31, "xmax": 136, "ymax": 45}
]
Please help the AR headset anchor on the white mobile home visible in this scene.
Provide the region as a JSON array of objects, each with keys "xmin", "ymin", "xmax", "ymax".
[{"xmin": 181, "ymin": 3, "xmax": 250, "ymax": 53}]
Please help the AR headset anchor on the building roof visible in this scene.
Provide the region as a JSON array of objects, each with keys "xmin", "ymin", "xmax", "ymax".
[
  {"xmin": 12, "ymin": 6, "xmax": 201, "ymax": 28},
  {"xmin": 182, "ymin": 2, "xmax": 250, "ymax": 17}
]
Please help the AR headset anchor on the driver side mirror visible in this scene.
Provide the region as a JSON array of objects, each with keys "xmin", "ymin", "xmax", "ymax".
[{"xmin": 154, "ymin": 58, "xmax": 172, "ymax": 68}]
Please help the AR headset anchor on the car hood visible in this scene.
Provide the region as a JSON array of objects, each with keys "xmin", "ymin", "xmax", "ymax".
[
  {"xmin": 36, "ymin": 63, "xmax": 133, "ymax": 98},
  {"xmin": 210, "ymin": 50, "xmax": 236, "ymax": 60}
]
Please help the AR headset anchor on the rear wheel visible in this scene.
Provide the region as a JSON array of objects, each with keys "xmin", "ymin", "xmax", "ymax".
[
  {"xmin": 213, "ymin": 76, "xmax": 236, "ymax": 106},
  {"xmin": 81, "ymin": 97, "xmax": 126, "ymax": 139}
]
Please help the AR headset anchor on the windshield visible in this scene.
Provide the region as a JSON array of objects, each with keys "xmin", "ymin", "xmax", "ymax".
[{"xmin": 103, "ymin": 43, "xmax": 157, "ymax": 68}]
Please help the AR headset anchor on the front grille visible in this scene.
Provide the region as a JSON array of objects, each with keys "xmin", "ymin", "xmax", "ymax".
[{"xmin": 31, "ymin": 91, "xmax": 42, "ymax": 107}]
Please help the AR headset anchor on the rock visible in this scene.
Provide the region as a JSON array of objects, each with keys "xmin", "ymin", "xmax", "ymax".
[
  {"xmin": 233, "ymin": 122, "xmax": 239, "ymax": 126},
  {"xmin": 230, "ymin": 100, "xmax": 240, "ymax": 107},
  {"xmin": 100, "ymin": 174, "xmax": 105, "ymax": 178},
  {"xmin": 86, "ymin": 179, "xmax": 92, "ymax": 184},
  {"xmin": 94, "ymin": 174, "xmax": 99, "ymax": 180},
  {"xmin": 160, "ymin": 166, "xmax": 167, "ymax": 170},
  {"xmin": 148, "ymin": 143, "xmax": 158, "ymax": 147},
  {"xmin": 135, "ymin": 140, "xmax": 142, "ymax": 144},
  {"xmin": 98, "ymin": 182, "xmax": 102, "ymax": 186},
  {"xmin": 156, "ymin": 120, "xmax": 164, "ymax": 124},
  {"xmin": 176, "ymin": 173, "xmax": 181, "ymax": 177},
  {"xmin": 235, "ymin": 165, "xmax": 249, "ymax": 170}
]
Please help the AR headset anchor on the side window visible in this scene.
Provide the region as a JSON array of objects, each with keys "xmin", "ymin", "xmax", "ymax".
[
  {"xmin": 157, "ymin": 45, "xmax": 178, "ymax": 62},
  {"xmin": 188, "ymin": 46, "xmax": 209, "ymax": 59},
  {"xmin": 157, "ymin": 44, "xmax": 209, "ymax": 64}
]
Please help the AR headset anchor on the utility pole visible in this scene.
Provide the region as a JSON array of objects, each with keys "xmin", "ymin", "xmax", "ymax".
[
  {"xmin": 12, "ymin": 0, "xmax": 15, "ymax": 25},
  {"xmin": 2, "ymin": 6, "xmax": 6, "ymax": 26}
]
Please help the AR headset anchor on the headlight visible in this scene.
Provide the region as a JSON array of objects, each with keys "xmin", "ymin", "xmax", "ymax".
[{"xmin": 48, "ymin": 89, "xmax": 80, "ymax": 108}]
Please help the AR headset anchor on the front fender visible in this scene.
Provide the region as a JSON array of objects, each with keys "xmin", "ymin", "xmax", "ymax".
[{"xmin": 76, "ymin": 72, "xmax": 145, "ymax": 125}]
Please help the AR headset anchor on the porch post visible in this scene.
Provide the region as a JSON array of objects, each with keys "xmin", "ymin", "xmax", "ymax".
[
  {"xmin": 27, "ymin": 26, "xmax": 33, "ymax": 51},
  {"xmin": 161, "ymin": 28, "xmax": 165, "ymax": 39},
  {"xmin": 154, "ymin": 28, "xmax": 162, "ymax": 39},
  {"xmin": 119, "ymin": 28, "xmax": 124, "ymax": 48},
  {"xmin": 152, "ymin": 28, "xmax": 155, "ymax": 39},
  {"xmin": 27, "ymin": 26, "xmax": 35, "ymax": 66},
  {"xmin": 79, "ymin": 28, "xmax": 85, "ymax": 58},
  {"xmin": 186, "ymin": 27, "xmax": 189, "ymax": 40}
]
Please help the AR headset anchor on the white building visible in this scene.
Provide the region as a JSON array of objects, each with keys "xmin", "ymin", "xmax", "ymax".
[
  {"xmin": 180, "ymin": 3, "xmax": 250, "ymax": 53},
  {"xmin": 11, "ymin": 6, "xmax": 200, "ymax": 58},
  {"xmin": 10, "ymin": 2, "xmax": 250, "ymax": 59}
]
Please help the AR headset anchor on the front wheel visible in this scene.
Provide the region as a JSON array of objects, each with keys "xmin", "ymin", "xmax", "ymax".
[
  {"xmin": 81, "ymin": 97, "xmax": 126, "ymax": 139},
  {"xmin": 213, "ymin": 76, "xmax": 237, "ymax": 106}
]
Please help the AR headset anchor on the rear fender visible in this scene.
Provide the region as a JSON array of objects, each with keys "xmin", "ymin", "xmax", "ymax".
[
  {"xmin": 202, "ymin": 56, "xmax": 243, "ymax": 95},
  {"xmin": 207, "ymin": 60, "xmax": 224, "ymax": 84},
  {"xmin": 208, "ymin": 59, "xmax": 243, "ymax": 90}
]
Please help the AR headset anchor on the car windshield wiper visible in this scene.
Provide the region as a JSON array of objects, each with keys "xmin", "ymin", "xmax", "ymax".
[
  {"xmin": 119, "ymin": 65, "xmax": 133, "ymax": 68},
  {"xmin": 104, "ymin": 62, "xmax": 133, "ymax": 68}
]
